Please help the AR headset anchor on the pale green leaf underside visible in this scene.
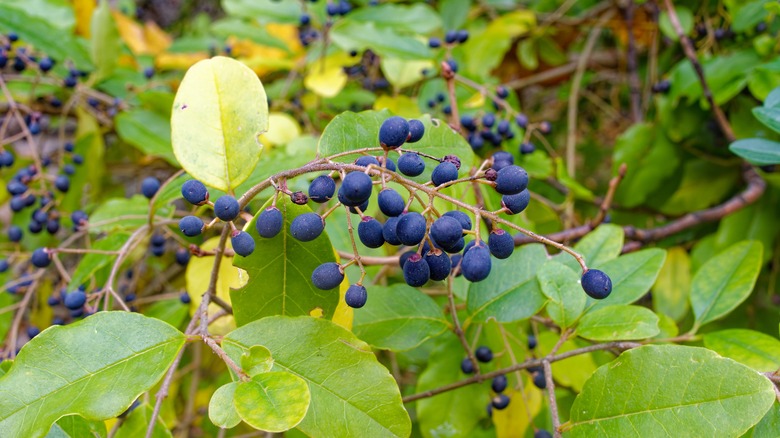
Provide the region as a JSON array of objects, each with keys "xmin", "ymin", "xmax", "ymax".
[
  {"xmin": 234, "ymin": 372, "xmax": 310, "ymax": 432},
  {"xmin": 0, "ymin": 312, "xmax": 185, "ymax": 438},
  {"xmin": 567, "ymin": 345, "xmax": 775, "ymax": 437},
  {"xmin": 171, "ymin": 56, "xmax": 268, "ymax": 191},
  {"xmin": 223, "ymin": 316, "xmax": 411, "ymax": 437}
]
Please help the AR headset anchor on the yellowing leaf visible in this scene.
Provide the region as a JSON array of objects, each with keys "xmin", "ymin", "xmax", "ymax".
[
  {"xmin": 155, "ymin": 52, "xmax": 209, "ymax": 71},
  {"xmin": 494, "ymin": 384, "xmax": 542, "ymax": 438},
  {"xmin": 186, "ymin": 236, "xmax": 246, "ymax": 335},
  {"xmin": 332, "ymin": 255, "xmax": 353, "ymax": 330},
  {"xmin": 380, "ymin": 58, "xmax": 433, "ymax": 89},
  {"xmin": 373, "ymin": 95, "xmax": 422, "ymax": 118},
  {"xmin": 74, "ymin": 0, "xmax": 96, "ymax": 37},
  {"xmin": 463, "ymin": 91, "xmax": 486, "ymax": 109},
  {"xmin": 305, "ymin": 65, "xmax": 348, "ymax": 98},
  {"xmin": 259, "ymin": 113, "xmax": 301, "ymax": 147},
  {"xmin": 112, "ymin": 11, "xmax": 147, "ymax": 54},
  {"xmin": 143, "ymin": 20, "xmax": 172, "ymax": 54}
]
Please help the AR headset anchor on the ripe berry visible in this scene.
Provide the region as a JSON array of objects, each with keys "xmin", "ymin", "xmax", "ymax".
[
  {"xmin": 475, "ymin": 346, "xmax": 493, "ymax": 362},
  {"xmin": 345, "ymin": 284, "xmax": 368, "ymax": 308},
  {"xmin": 444, "ymin": 30, "xmax": 457, "ymax": 44},
  {"xmin": 491, "ymin": 394, "xmax": 510, "ymax": 410},
  {"xmin": 528, "ymin": 334, "xmax": 537, "ymax": 349},
  {"xmin": 231, "ymin": 230, "xmax": 255, "ymax": 257},
  {"xmin": 424, "ymin": 250, "xmax": 452, "ymax": 281},
  {"xmin": 456, "ymin": 30, "xmax": 469, "ymax": 43},
  {"xmin": 428, "ymin": 37, "xmax": 441, "ymax": 48},
  {"xmin": 39, "ymin": 58, "xmax": 55, "ymax": 73},
  {"xmin": 482, "ymin": 113, "xmax": 495, "ymax": 128},
  {"xmin": 55, "ymin": 175, "xmax": 70, "ymax": 192},
  {"xmin": 181, "ymin": 180, "xmax": 209, "ymax": 205},
  {"xmin": 398, "ymin": 250, "xmax": 416, "ymax": 268},
  {"xmin": 462, "ymin": 243, "xmax": 491, "ymax": 282},
  {"xmin": 539, "ymin": 121, "xmax": 552, "ymax": 135},
  {"xmin": 519, "ymin": 142, "xmax": 536, "ymax": 155},
  {"xmin": 311, "ymin": 262, "xmax": 344, "ymax": 290},
  {"xmin": 398, "ymin": 153, "xmax": 425, "ymax": 177},
  {"xmin": 214, "ymin": 195, "xmax": 240, "ymax": 221},
  {"xmin": 495, "ymin": 165, "xmax": 528, "ymax": 195},
  {"xmin": 71, "ymin": 210, "xmax": 88, "ymax": 229},
  {"xmin": 143, "ymin": 66, "xmax": 154, "ymax": 79},
  {"xmin": 377, "ymin": 156, "xmax": 395, "ymax": 171},
  {"xmin": 7, "ymin": 181, "xmax": 27, "ymax": 196},
  {"xmin": 355, "ymin": 155, "xmax": 380, "ymax": 168},
  {"xmin": 64, "ymin": 290, "xmax": 87, "ymax": 310},
  {"xmin": 29, "ymin": 221, "xmax": 43, "ymax": 234},
  {"xmin": 532, "ymin": 370, "xmax": 547, "ymax": 389},
  {"xmin": 460, "ymin": 357, "xmax": 475, "ymax": 374},
  {"xmin": 378, "ymin": 116, "xmax": 410, "ymax": 149},
  {"xmin": 358, "ymin": 216, "xmax": 384, "ymax": 248},
  {"xmin": 581, "ymin": 269, "xmax": 612, "ymax": 299},
  {"xmin": 535, "ymin": 430, "xmax": 553, "ymax": 438},
  {"xmin": 431, "ymin": 161, "xmax": 458, "ymax": 186},
  {"xmin": 175, "ymin": 248, "xmax": 191, "ymax": 266},
  {"xmin": 308, "ymin": 175, "xmax": 336, "ymax": 203},
  {"xmin": 445, "ymin": 237, "xmax": 465, "ymax": 253},
  {"xmin": 140, "ymin": 177, "xmax": 161, "ymax": 199},
  {"xmin": 430, "ymin": 216, "xmax": 462, "ymax": 249},
  {"xmin": 403, "ymin": 253, "xmax": 430, "ymax": 286},
  {"xmin": 488, "ymin": 229, "xmax": 514, "ymax": 259},
  {"xmin": 0, "ymin": 259, "xmax": 8, "ymax": 273},
  {"xmin": 377, "ymin": 188, "xmax": 405, "ymax": 217},
  {"xmin": 382, "ymin": 216, "xmax": 402, "ymax": 245},
  {"xmin": 180, "ymin": 292, "xmax": 191, "ymax": 304},
  {"xmin": 396, "ymin": 212, "xmax": 426, "ymax": 246},
  {"xmin": 492, "ymin": 374, "xmax": 508, "ymax": 393},
  {"xmin": 0, "ymin": 150, "xmax": 14, "ymax": 167},
  {"xmin": 443, "ymin": 210, "xmax": 471, "ymax": 230},
  {"xmin": 290, "ymin": 213, "xmax": 324, "ymax": 242},
  {"xmin": 502, "ymin": 189, "xmax": 530, "ymax": 215},
  {"xmin": 515, "ymin": 114, "xmax": 528, "ymax": 128},
  {"xmin": 256, "ymin": 207, "xmax": 283, "ymax": 238},
  {"xmin": 27, "ymin": 326, "xmax": 40, "ymax": 338},
  {"xmin": 72, "ymin": 154, "xmax": 84, "ymax": 165},
  {"xmin": 348, "ymin": 198, "xmax": 369, "ymax": 214},
  {"xmin": 151, "ymin": 234, "xmax": 166, "ymax": 247},
  {"xmin": 31, "ymin": 248, "xmax": 50, "ymax": 267},
  {"xmin": 179, "ymin": 216, "xmax": 204, "ymax": 237},
  {"xmin": 8, "ymin": 225, "xmax": 23, "ymax": 242},
  {"xmin": 339, "ymin": 172, "xmax": 373, "ymax": 205},
  {"xmin": 407, "ymin": 119, "xmax": 424, "ymax": 143}
]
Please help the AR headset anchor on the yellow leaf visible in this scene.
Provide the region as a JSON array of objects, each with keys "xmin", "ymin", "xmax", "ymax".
[
  {"xmin": 331, "ymin": 251, "xmax": 353, "ymax": 330},
  {"xmin": 155, "ymin": 52, "xmax": 209, "ymax": 72},
  {"xmin": 493, "ymin": 383, "xmax": 542, "ymax": 438},
  {"xmin": 259, "ymin": 113, "xmax": 301, "ymax": 147},
  {"xmin": 143, "ymin": 20, "xmax": 172, "ymax": 54},
  {"xmin": 186, "ymin": 236, "xmax": 246, "ymax": 335},
  {"xmin": 381, "ymin": 58, "xmax": 433, "ymax": 89},
  {"xmin": 73, "ymin": 0, "xmax": 95, "ymax": 37},
  {"xmin": 373, "ymin": 95, "xmax": 422, "ymax": 118},
  {"xmin": 463, "ymin": 91, "xmax": 486, "ymax": 109},
  {"xmin": 112, "ymin": 11, "xmax": 147, "ymax": 54},
  {"xmin": 304, "ymin": 65, "xmax": 348, "ymax": 98}
]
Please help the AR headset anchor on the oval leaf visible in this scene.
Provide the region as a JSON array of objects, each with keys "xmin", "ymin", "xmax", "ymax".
[
  {"xmin": 171, "ymin": 56, "xmax": 268, "ymax": 191},
  {"xmin": 538, "ymin": 260, "xmax": 586, "ymax": 329},
  {"xmin": 567, "ymin": 345, "xmax": 775, "ymax": 437},
  {"xmin": 577, "ymin": 305, "xmax": 660, "ymax": 341},
  {"xmin": 241, "ymin": 345, "xmax": 274, "ymax": 376},
  {"xmin": 703, "ymin": 329, "xmax": 780, "ymax": 371},
  {"xmin": 556, "ymin": 224, "xmax": 624, "ymax": 270},
  {"xmin": 223, "ymin": 316, "xmax": 411, "ymax": 437},
  {"xmin": 209, "ymin": 383, "xmax": 241, "ymax": 429},
  {"xmin": 586, "ymin": 248, "xmax": 666, "ymax": 311},
  {"xmin": 234, "ymin": 372, "xmax": 310, "ymax": 432},
  {"xmin": 353, "ymin": 284, "xmax": 449, "ymax": 352},
  {"xmin": 651, "ymin": 246, "xmax": 691, "ymax": 322},
  {"xmin": 691, "ymin": 240, "xmax": 763, "ymax": 329},
  {"xmin": 0, "ymin": 312, "xmax": 185, "ymax": 437},
  {"xmin": 729, "ymin": 138, "xmax": 780, "ymax": 165}
]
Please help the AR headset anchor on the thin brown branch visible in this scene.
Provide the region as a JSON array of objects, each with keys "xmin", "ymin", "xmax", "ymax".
[
  {"xmin": 543, "ymin": 360, "xmax": 561, "ymax": 437},
  {"xmin": 446, "ymin": 276, "xmax": 480, "ymax": 375}
]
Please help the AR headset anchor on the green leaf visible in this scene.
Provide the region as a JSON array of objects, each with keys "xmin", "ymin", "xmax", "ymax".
[
  {"xmin": 651, "ymin": 247, "xmax": 691, "ymax": 322},
  {"xmin": 234, "ymin": 372, "xmax": 311, "ymax": 432},
  {"xmin": 538, "ymin": 260, "xmax": 586, "ymax": 329},
  {"xmin": 68, "ymin": 232, "xmax": 128, "ymax": 290},
  {"xmin": 659, "ymin": 6, "xmax": 693, "ymax": 41},
  {"xmin": 0, "ymin": 312, "xmax": 185, "ymax": 437},
  {"xmin": 661, "ymin": 159, "xmax": 742, "ymax": 215},
  {"xmin": 353, "ymin": 284, "xmax": 449, "ymax": 351},
  {"xmin": 576, "ymin": 305, "xmax": 659, "ymax": 341},
  {"xmin": 730, "ymin": 138, "xmax": 780, "ymax": 165},
  {"xmin": 587, "ymin": 248, "xmax": 666, "ymax": 311},
  {"xmin": 467, "ymin": 244, "xmax": 548, "ymax": 323},
  {"xmin": 416, "ymin": 335, "xmax": 485, "ymax": 437},
  {"xmin": 556, "ymin": 224, "xmax": 624, "ymax": 271},
  {"xmin": 0, "ymin": 293, "xmax": 15, "ymax": 342},
  {"xmin": 46, "ymin": 415, "xmax": 106, "ymax": 438},
  {"xmin": 116, "ymin": 110, "xmax": 178, "ymax": 166},
  {"xmin": 90, "ymin": 196, "xmax": 172, "ymax": 233},
  {"xmin": 222, "ymin": 0, "xmax": 300, "ymax": 24},
  {"xmin": 348, "ymin": 4, "xmax": 442, "ymax": 34},
  {"xmin": 752, "ymin": 106, "xmax": 780, "ymax": 135},
  {"xmin": 518, "ymin": 39, "xmax": 538, "ymax": 70},
  {"xmin": 231, "ymin": 197, "xmax": 339, "ymax": 325},
  {"xmin": 318, "ymin": 110, "xmax": 474, "ymax": 182},
  {"xmin": 732, "ymin": 1, "xmax": 769, "ymax": 32},
  {"xmin": 209, "ymin": 383, "xmax": 241, "ymax": 429},
  {"xmin": 90, "ymin": 1, "xmax": 120, "ymax": 82},
  {"xmin": 114, "ymin": 404, "xmax": 171, "ymax": 438},
  {"xmin": 330, "ymin": 20, "xmax": 431, "ymax": 60},
  {"xmin": 143, "ymin": 299, "xmax": 189, "ymax": 329},
  {"xmin": 566, "ymin": 345, "xmax": 775, "ymax": 437},
  {"xmin": 463, "ymin": 11, "xmax": 535, "ymax": 78},
  {"xmin": 0, "ymin": 4, "xmax": 92, "ymax": 70},
  {"xmin": 241, "ymin": 345, "xmax": 274, "ymax": 376},
  {"xmin": 752, "ymin": 402, "xmax": 780, "ymax": 438},
  {"xmin": 703, "ymin": 329, "xmax": 780, "ymax": 371},
  {"xmin": 537, "ymin": 36, "xmax": 567, "ymax": 66},
  {"xmin": 223, "ymin": 316, "xmax": 411, "ymax": 437},
  {"xmin": 691, "ymin": 240, "xmax": 763, "ymax": 329},
  {"xmin": 211, "ymin": 18, "xmax": 289, "ymax": 51},
  {"xmin": 171, "ymin": 56, "xmax": 269, "ymax": 191},
  {"xmin": 765, "ymin": 86, "xmax": 780, "ymax": 109}
]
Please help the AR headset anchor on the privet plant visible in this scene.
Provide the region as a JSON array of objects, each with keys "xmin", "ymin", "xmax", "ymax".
[{"xmin": 0, "ymin": 0, "xmax": 779, "ymax": 437}]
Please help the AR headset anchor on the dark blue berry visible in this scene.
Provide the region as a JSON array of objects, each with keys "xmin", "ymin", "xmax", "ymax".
[
  {"xmin": 47, "ymin": 295, "xmax": 60, "ymax": 306},
  {"xmin": 54, "ymin": 175, "xmax": 70, "ymax": 192},
  {"xmin": 528, "ymin": 334, "xmax": 537, "ymax": 349},
  {"xmin": 141, "ymin": 177, "xmax": 160, "ymax": 199},
  {"xmin": 445, "ymin": 59, "xmax": 457, "ymax": 73},
  {"xmin": 396, "ymin": 212, "xmax": 426, "ymax": 246},
  {"xmin": 28, "ymin": 220, "xmax": 43, "ymax": 234},
  {"xmin": 424, "ymin": 250, "xmax": 451, "ymax": 281},
  {"xmin": 0, "ymin": 259, "xmax": 8, "ymax": 273},
  {"xmin": 63, "ymin": 142, "xmax": 74, "ymax": 152},
  {"xmin": 442, "ymin": 211, "xmax": 471, "ymax": 230},
  {"xmin": 377, "ymin": 188, "xmax": 405, "ymax": 217},
  {"xmin": 461, "ymin": 115, "xmax": 477, "ymax": 131},
  {"xmin": 519, "ymin": 142, "xmax": 535, "ymax": 154},
  {"xmin": 492, "ymin": 374, "xmax": 508, "ymax": 393},
  {"xmin": 430, "ymin": 216, "xmax": 462, "ymax": 249},
  {"xmin": 475, "ymin": 346, "xmax": 493, "ymax": 362},
  {"xmin": 355, "ymin": 156, "xmax": 380, "ymax": 168},
  {"xmin": 535, "ymin": 430, "xmax": 553, "ymax": 438},
  {"xmin": 469, "ymin": 133, "xmax": 484, "ymax": 150},
  {"xmin": 338, "ymin": 172, "xmax": 373, "ymax": 205},
  {"xmin": 143, "ymin": 66, "xmax": 154, "ymax": 79},
  {"xmin": 180, "ymin": 292, "xmax": 191, "ymax": 304},
  {"xmin": 125, "ymin": 293, "xmax": 136, "ymax": 303},
  {"xmin": 64, "ymin": 75, "xmax": 77, "ymax": 88},
  {"xmin": 515, "ymin": 114, "xmax": 528, "ymax": 128},
  {"xmin": 151, "ymin": 234, "xmax": 166, "ymax": 247},
  {"xmin": 378, "ymin": 116, "xmax": 410, "ymax": 149},
  {"xmin": 495, "ymin": 165, "xmax": 528, "ymax": 195},
  {"xmin": 532, "ymin": 371, "xmax": 546, "ymax": 389},
  {"xmin": 181, "ymin": 180, "xmax": 209, "ymax": 205},
  {"xmin": 214, "ymin": 195, "xmax": 240, "ymax": 221},
  {"xmin": 0, "ymin": 150, "xmax": 14, "ymax": 167},
  {"xmin": 31, "ymin": 248, "xmax": 50, "ymax": 267},
  {"xmin": 256, "ymin": 207, "xmax": 283, "ymax": 238},
  {"xmin": 38, "ymin": 57, "xmax": 54, "ymax": 72},
  {"xmin": 8, "ymin": 32, "xmax": 18, "ymax": 42},
  {"xmin": 8, "ymin": 225, "xmax": 22, "ymax": 242},
  {"xmin": 431, "ymin": 161, "xmax": 458, "ymax": 186},
  {"xmin": 358, "ymin": 216, "xmax": 384, "ymax": 248},
  {"xmin": 456, "ymin": 30, "xmax": 469, "ymax": 43},
  {"xmin": 382, "ymin": 216, "xmax": 402, "ymax": 245},
  {"xmin": 428, "ymin": 37, "xmax": 441, "ymax": 48},
  {"xmin": 497, "ymin": 120, "xmax": 510, "ymax": 135},
  {"xmin": 63, "ymin": 164, "xmax": 75, "ymax": 175},
  {"xmin": 462, "ymin": 243, "xmax": 491, "ymax": 282},
  {"xmin": 496, "ymin": 86, "xmax": 509, "ymax": 99},
  {"xmin": 309, "ymin": 175, "xmax": 336, "ymax": 203},
  {"xmin": 175, "ymin": 248, "xmax": 191, "ymax": 266},
  {"xmin": 7, "ymin": 181, "xmax": 27, "ymax": 196},
  {"xmin": 27, "ymin": 326, "xmax": 40, "ymax": 338},
  {"xmin": 581, "ymin": 269, "xmax": 612, "ymax": 299},
  {"xmin": 482, "ymin": 113, "xmax": 495, "ymax": 128},
  {"xmin": 403, "ymin": 253, "xmax": 430, "ymax": 287},
  {"xmin": 300, "ymin": 13, "xmax": 311, "ymax": 25},
  {"xmin": 502, "ymin": 189, "xmax": 530, "ymax": 214},
  {"xmin": 46, "ymin": 218, "xmax": 59, "ymax": 234},
  {"xmin": 64, "ymin": 290, "xmax": 86, "ymax": 310},
  {"xmin": 348, "ymin": 198, "xmax": 369, "ymax": 214},
  {"xmin": 378, "ymin": 156, "xmax": 396, "ymax": 171},
  {"xmin": 72, "ymin": 154, "xmax": 83, "ymax": 164},
  {"xmin": 488, "ymin": 229, "xmax": 514, "ymax": 259},
  {"xmin": 290, "ymin": 213, "xmax": 324, "ymax": 242},
  {"xmin": 398, "ymin": 153, "xmax": 425, "ymax": 177},
  {"xmin": 345, "ymin": 284, "xmax": 368, "ymax": 308},
  {"xmin": 444, "ymin": 31, "xmax": 458, "ymax": 44},
  {"xmin": 311, "ymin": 262, "xmax": 344, "ymax": 290},
  {"xmin": 407, "ymin": 119, "xmax": 424, "ymax": 143},
  {"xmin": 461, "ymin": 357, "xmax": 475, "ymax": 374},
  {"xmin": 231, "ymin": 230, "xmax": 255, "ymax": 257},
  {"xmin": 445, "ymin": 237, "xmax": 465, "ymax": 253},
  {"xmin": 150, "ymin": 244, "xmax": 164, "ymax": 257},
  {"xmin": 179, "ymin": 216, "xmax": 204, "ymax": 237},
  {"xmin": 492, "ymin": 394, "xmax": 510, "ymax": 410},
  {"xmin": 71, "ymin": 210, "xmax": 88, "ymax": 229}
]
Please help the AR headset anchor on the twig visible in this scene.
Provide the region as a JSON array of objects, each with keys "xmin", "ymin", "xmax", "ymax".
[
  {"xmin": 543, "ymin": 360, "xmax": 561, "ymax": 437},
  {"xmin": 446, "ymin": 276, "xmax": 480, "ymax": 375}
]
